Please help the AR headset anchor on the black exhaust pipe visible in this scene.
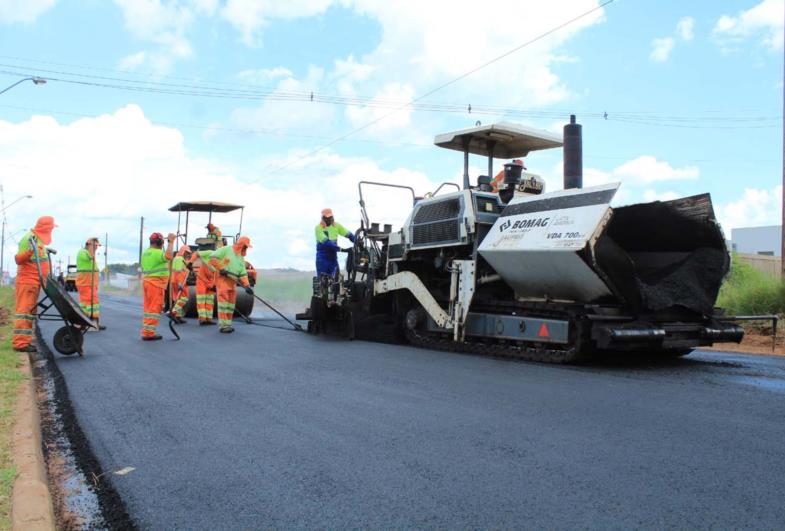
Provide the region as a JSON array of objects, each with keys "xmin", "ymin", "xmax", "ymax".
[{"xmin": 563, "ymin": 114, "xmax": 582, "ymax": 190}]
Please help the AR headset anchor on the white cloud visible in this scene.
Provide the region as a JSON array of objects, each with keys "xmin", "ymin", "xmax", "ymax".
[
  {"xmin": 676, "ymin": 16, "xmax": 695, "ymax": 41},
  {"xmin": 220, "ymin": 0, "xmax": 333, "ymax": 46},
  {"xmin": 237, "ymin": 67, "xmax": 294, "ymax": 84},
  {"xmin": 643, "ymin": 189, "xmax": 680, "ymax": 202},
  {"xmin": 717, "ymin": 185, "xmax": 782, "ymax": 237},
  {"xmin": 650, "ymin": 37, "xmax": 675, "ymax": 62},
  {"xmin": 230, "ymin": 66, "xmax": 336, "ymax": 132},
  {"xmin": 342, "ymin": 0, "xmax": 603, "ymax": 107},
  {"xmin": 344, "ymin": 82, "xmax": 416, "ymax": 135},
  {"xmin": 0, "ymin": 106, "xmax": 446, "ymax": 273},
  {"xmin": 713, "ymin": 0, "xmax": 784, "ymax": 51},
  {"xmin": 612, "ymin": 155, "xmax": 699, "ymax": 183},
  {"xmin": 650, "ymin": 16, "xmax": 696, "ymax": 62},
  {"xmin": 0, "ymin": 0, "xmax": 57, "ymax": 23},
  {"xmin": 112, "ymin": 0, "xmax": 203, "ymax": 74},
  {"xmin": 118, "ymin": 51, "xmax": 147, "ymax": 71}
]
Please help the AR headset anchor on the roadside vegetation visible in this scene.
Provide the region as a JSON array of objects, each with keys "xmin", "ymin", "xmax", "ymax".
[
  {"xmin": 0, "ymin": 286, "xmax": 25, "ymax": 529},
  {"xmin": 256, "ymin": 272, "xmax": 312, "ymax": 314},
  {"xmin": 717, "ymin": 255, "xmax": 785, "ymax": 317}
]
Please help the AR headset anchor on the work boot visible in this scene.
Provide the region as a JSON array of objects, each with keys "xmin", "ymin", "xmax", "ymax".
[
  {"xmin": 219, "ymin": 325, "xmax": 235, "ymax": 334},
  {"xmin": 96, "ymin": 320, "xmax": 107, "ymax": 331},
  {"xmin": 142, "ymin": 335, "xmax": 163, "ymax": 341},
  {"xmin": 199, "ymin": 320, "xmax": 216, "ymax": 326},
  {"xmin": 14, "ymin": 345, "xmax": 37, "ymax": 353}
]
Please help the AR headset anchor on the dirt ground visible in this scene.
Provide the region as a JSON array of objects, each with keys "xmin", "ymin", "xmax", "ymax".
[{"xmin": 701, "ymin": 328, "xmax": 784, "ymax": 357}]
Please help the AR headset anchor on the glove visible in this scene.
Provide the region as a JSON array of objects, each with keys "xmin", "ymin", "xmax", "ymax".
[
  {"xmin": 219, "ymin": 269, "xmax": 229, "ymax": 277},
  {"xmin": 15, "ymin": 249, "xmax": 33, "ymax": 265},
  {"xmin": 244, "ymin": 286, "xmax": 254, "ymax": 295},
  {"xmin": 346, "ymin": 232, "xmax": 356, "ymax": 243}
]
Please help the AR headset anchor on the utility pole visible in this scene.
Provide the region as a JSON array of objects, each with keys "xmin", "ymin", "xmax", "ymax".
[
  {"xmin": 0, "ymin": 184, "xmax": 5, "ymax": 285},
  {"xmin": 0, "ymin": 218, "xmax": 4, "ymax": 286},
  {"xmin": 138, "ymin": 216, "xmax": 144, "ymax": 279},
  {"xmin": 104, "ymin": 232, "xmax": 109, "ymax": 287},
  {"xmin": 781, "ymin": 27, "xmax": 785, "ymax": 278}
]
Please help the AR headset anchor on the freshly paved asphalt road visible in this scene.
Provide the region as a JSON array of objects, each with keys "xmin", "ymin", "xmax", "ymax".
[{"xmin": 38, "ymin": 294, "xmax": 785, "ymax": 529}]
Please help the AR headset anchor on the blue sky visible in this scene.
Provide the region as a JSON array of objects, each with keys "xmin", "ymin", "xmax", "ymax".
[{"xmin": 0, "ymin": 0, "xmax": 782, "ymax": 271}]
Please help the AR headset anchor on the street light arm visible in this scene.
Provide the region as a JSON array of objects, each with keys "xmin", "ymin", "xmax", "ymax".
[
  {"xmin": 0, "ymin": 195, "xmax": 33, "ymax": 215},
  {"xmin": 0, "ymin": 77, "xmax": 32, "ymax": 96},
  {"xmin": 0, "ymin": 76, "xmax": 46, "ymax": 96}
]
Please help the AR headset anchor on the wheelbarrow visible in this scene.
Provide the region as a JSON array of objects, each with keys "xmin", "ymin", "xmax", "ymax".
[{"xmin": 31, "ymin": 239, "xmax": 97, "ymax": 356}]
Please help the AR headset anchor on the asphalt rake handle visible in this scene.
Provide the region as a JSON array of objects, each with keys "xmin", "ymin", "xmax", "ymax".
[{"xmin": 224, "ymin": 272, "xmax": 304, "ymax": 332}]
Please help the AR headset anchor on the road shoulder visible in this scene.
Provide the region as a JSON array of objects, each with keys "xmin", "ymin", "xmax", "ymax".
[{"xmin": 11, "ymin": 352, "xmax": 55, "ymax": 531}]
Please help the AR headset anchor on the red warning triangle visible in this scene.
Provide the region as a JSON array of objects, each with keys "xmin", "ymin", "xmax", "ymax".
[{"xmin": 538, "ymin": 323, "xmax": 550, "ymax": 338}]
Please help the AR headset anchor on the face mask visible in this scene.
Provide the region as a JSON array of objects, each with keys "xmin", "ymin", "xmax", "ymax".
[{"xmin": 323, "ymin": 216, "xmax": 334, "ymax": 226}]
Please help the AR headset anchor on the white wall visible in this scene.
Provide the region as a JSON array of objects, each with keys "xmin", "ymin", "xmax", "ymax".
[{"xmin": 731, "ymin": 225, "xmax": 782, "ymax": 257}]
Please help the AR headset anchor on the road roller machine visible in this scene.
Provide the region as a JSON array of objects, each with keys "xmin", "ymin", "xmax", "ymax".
[
  {"xmin": 168, "ymin": 201, "xmax": 255, "ymax": 318},
  {"xmin": 298, "ymin": 117, "xmax": 743, "ymax": 363}
]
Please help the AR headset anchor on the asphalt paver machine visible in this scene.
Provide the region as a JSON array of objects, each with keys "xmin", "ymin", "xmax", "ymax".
[
  {"xmin": 168, "ymin": 201, "xmax": 255, "ymax": 318},
  {"xmin": 298, "ymin": 117, "xmax": 743, "ymax": 363}
]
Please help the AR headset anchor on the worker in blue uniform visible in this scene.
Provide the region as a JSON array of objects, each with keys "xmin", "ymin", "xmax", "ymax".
[{"xmin": 314, "ymin": 208, "xmax": 355, "ymax": 276}]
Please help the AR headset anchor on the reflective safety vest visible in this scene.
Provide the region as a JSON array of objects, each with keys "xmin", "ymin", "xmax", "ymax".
[
  {"xmin": 209, "ymin": 246, "xmax": 248, "ymax": 279},
  {"xmin": 141, "ymin": 247, "xmax": 171, "ymax": 279},
  {"xmin": 172, "ymin": 256, "xmax": 186, "ymax": 272},
  {"xmin": 314, "ymin": 222, "xmax": 351, "ymax": 243},
  {"xmin": 75, "ymin": 248, "xmax": 99, "ymax": 287},
  {"xmin": 16, "ymin": 231, "xmax": 49, "ymax": 285},
  {"xmin": 76, "ymin": 248, "xmax": 98, "ymax": 272}
]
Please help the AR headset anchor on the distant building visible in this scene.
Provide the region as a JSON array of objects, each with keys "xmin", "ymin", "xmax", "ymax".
[{"xmin": 730, "ymin": 225, "xmax": 782, "ymax": 257}]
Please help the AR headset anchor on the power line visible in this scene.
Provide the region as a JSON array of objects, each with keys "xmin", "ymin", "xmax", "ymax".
[
  {"xmin": 251, "ymin": 0, "xmax": 620, "ymax": 180},
  {"xmin": 1, "ymin": 53, "xmax": 779, "ymax": 119},
  {"xmin": 0, "ymin": 62, "xmax": 779, "ymax": 125},
  {"xmin": 0, "ymin": 103, "xmax": 776, "ymax": 169}
]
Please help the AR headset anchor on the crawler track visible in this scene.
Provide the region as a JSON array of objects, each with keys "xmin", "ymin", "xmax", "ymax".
[{"xmin": 404, "ymin": 328, "xmax": 582, "ymax": 364}]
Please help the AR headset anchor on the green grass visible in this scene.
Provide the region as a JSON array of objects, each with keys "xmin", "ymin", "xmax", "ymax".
[
  {"xmin": 256, "ymin": 274, "xmax": 312, "ymax": 308},
  {"xmin": 0, "ymin": 286, "xmax": 25, "ymax": 530},
  {"xmin": 717, "ymin": 255, "xmax": 785, "ymax": 317}
]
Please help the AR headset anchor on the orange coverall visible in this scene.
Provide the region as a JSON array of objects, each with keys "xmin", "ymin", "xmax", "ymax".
[
  {"xmin": 76, "ymin": 247, "xmax": 100, "ymax": 320},
  {"xmin": 209, "ymin": 238, "xmax": 252, "ymax": 328},
  {"xmin": 170, "ymin": 246, "xmax": 191, "ymax": 318},
  {"xmin": 189, "ymin": 250, "xmax": 217, "ymax": 322},
  {"xmin": 14, "ymin": 217, "xmax": 55, "ymax": 350},
  {"xmin": 140, "ymin": 245, "xmax": 173, "ymax": 338}
]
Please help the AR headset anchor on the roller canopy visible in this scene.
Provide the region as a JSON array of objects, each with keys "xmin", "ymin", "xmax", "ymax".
[
  {"xmin": 434, "ymin": 122, "xmax": 563, "ymax": 159},
  {"xmin": 169, "ymin": 201, "xmax": 244, "ymax": 213}
]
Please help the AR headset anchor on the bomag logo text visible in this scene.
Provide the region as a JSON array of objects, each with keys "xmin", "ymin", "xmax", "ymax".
[{"xmin": 506, "ymin": 217, "xmax": 550, "ymax": 230}]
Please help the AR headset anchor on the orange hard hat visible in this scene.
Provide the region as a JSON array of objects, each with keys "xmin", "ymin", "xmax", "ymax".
[
  {"xmin": 32, "ymin": 216, "xmax": 57, "ymax": 245},
  {"xmin": 321, "ymin": 208, "xmax": 333, "ymax": 217},
  {"xmin": 236, "ymin": 236, "xmax": 252, "ymax": 248}
]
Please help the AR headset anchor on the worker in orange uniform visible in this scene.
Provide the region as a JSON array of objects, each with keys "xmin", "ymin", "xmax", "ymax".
[
  {"xmin": 206, "ymin": 223, "xmax": 222, "ymax": 242},
  {"xmin": 140, "ymin": 232, "xmax": 176, "ymax": 341},
  {"xmin": 75, "ymin": 237, "xmax": 106, "ymax": 330},
  {"xmin": 245, "ymin": 260, "xmax": 257, "ymax": 286},
  {"xmin": 188, "ymin": 244, "xmax": 219, "ymax": 326},
  {"xmin": 169, "ymin": 245, "xmax": 192, "ymax": 324},
  {"xmin": 491, "ymin": 159, "xmax": 525, "ymax": 193},
  {"xmin": 209, "ymin": 236, "xmax": 254, "ymax": 334},
  {"xmin": 13, "ymin": 216, "xmax": 57, "ymax": 352}
]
